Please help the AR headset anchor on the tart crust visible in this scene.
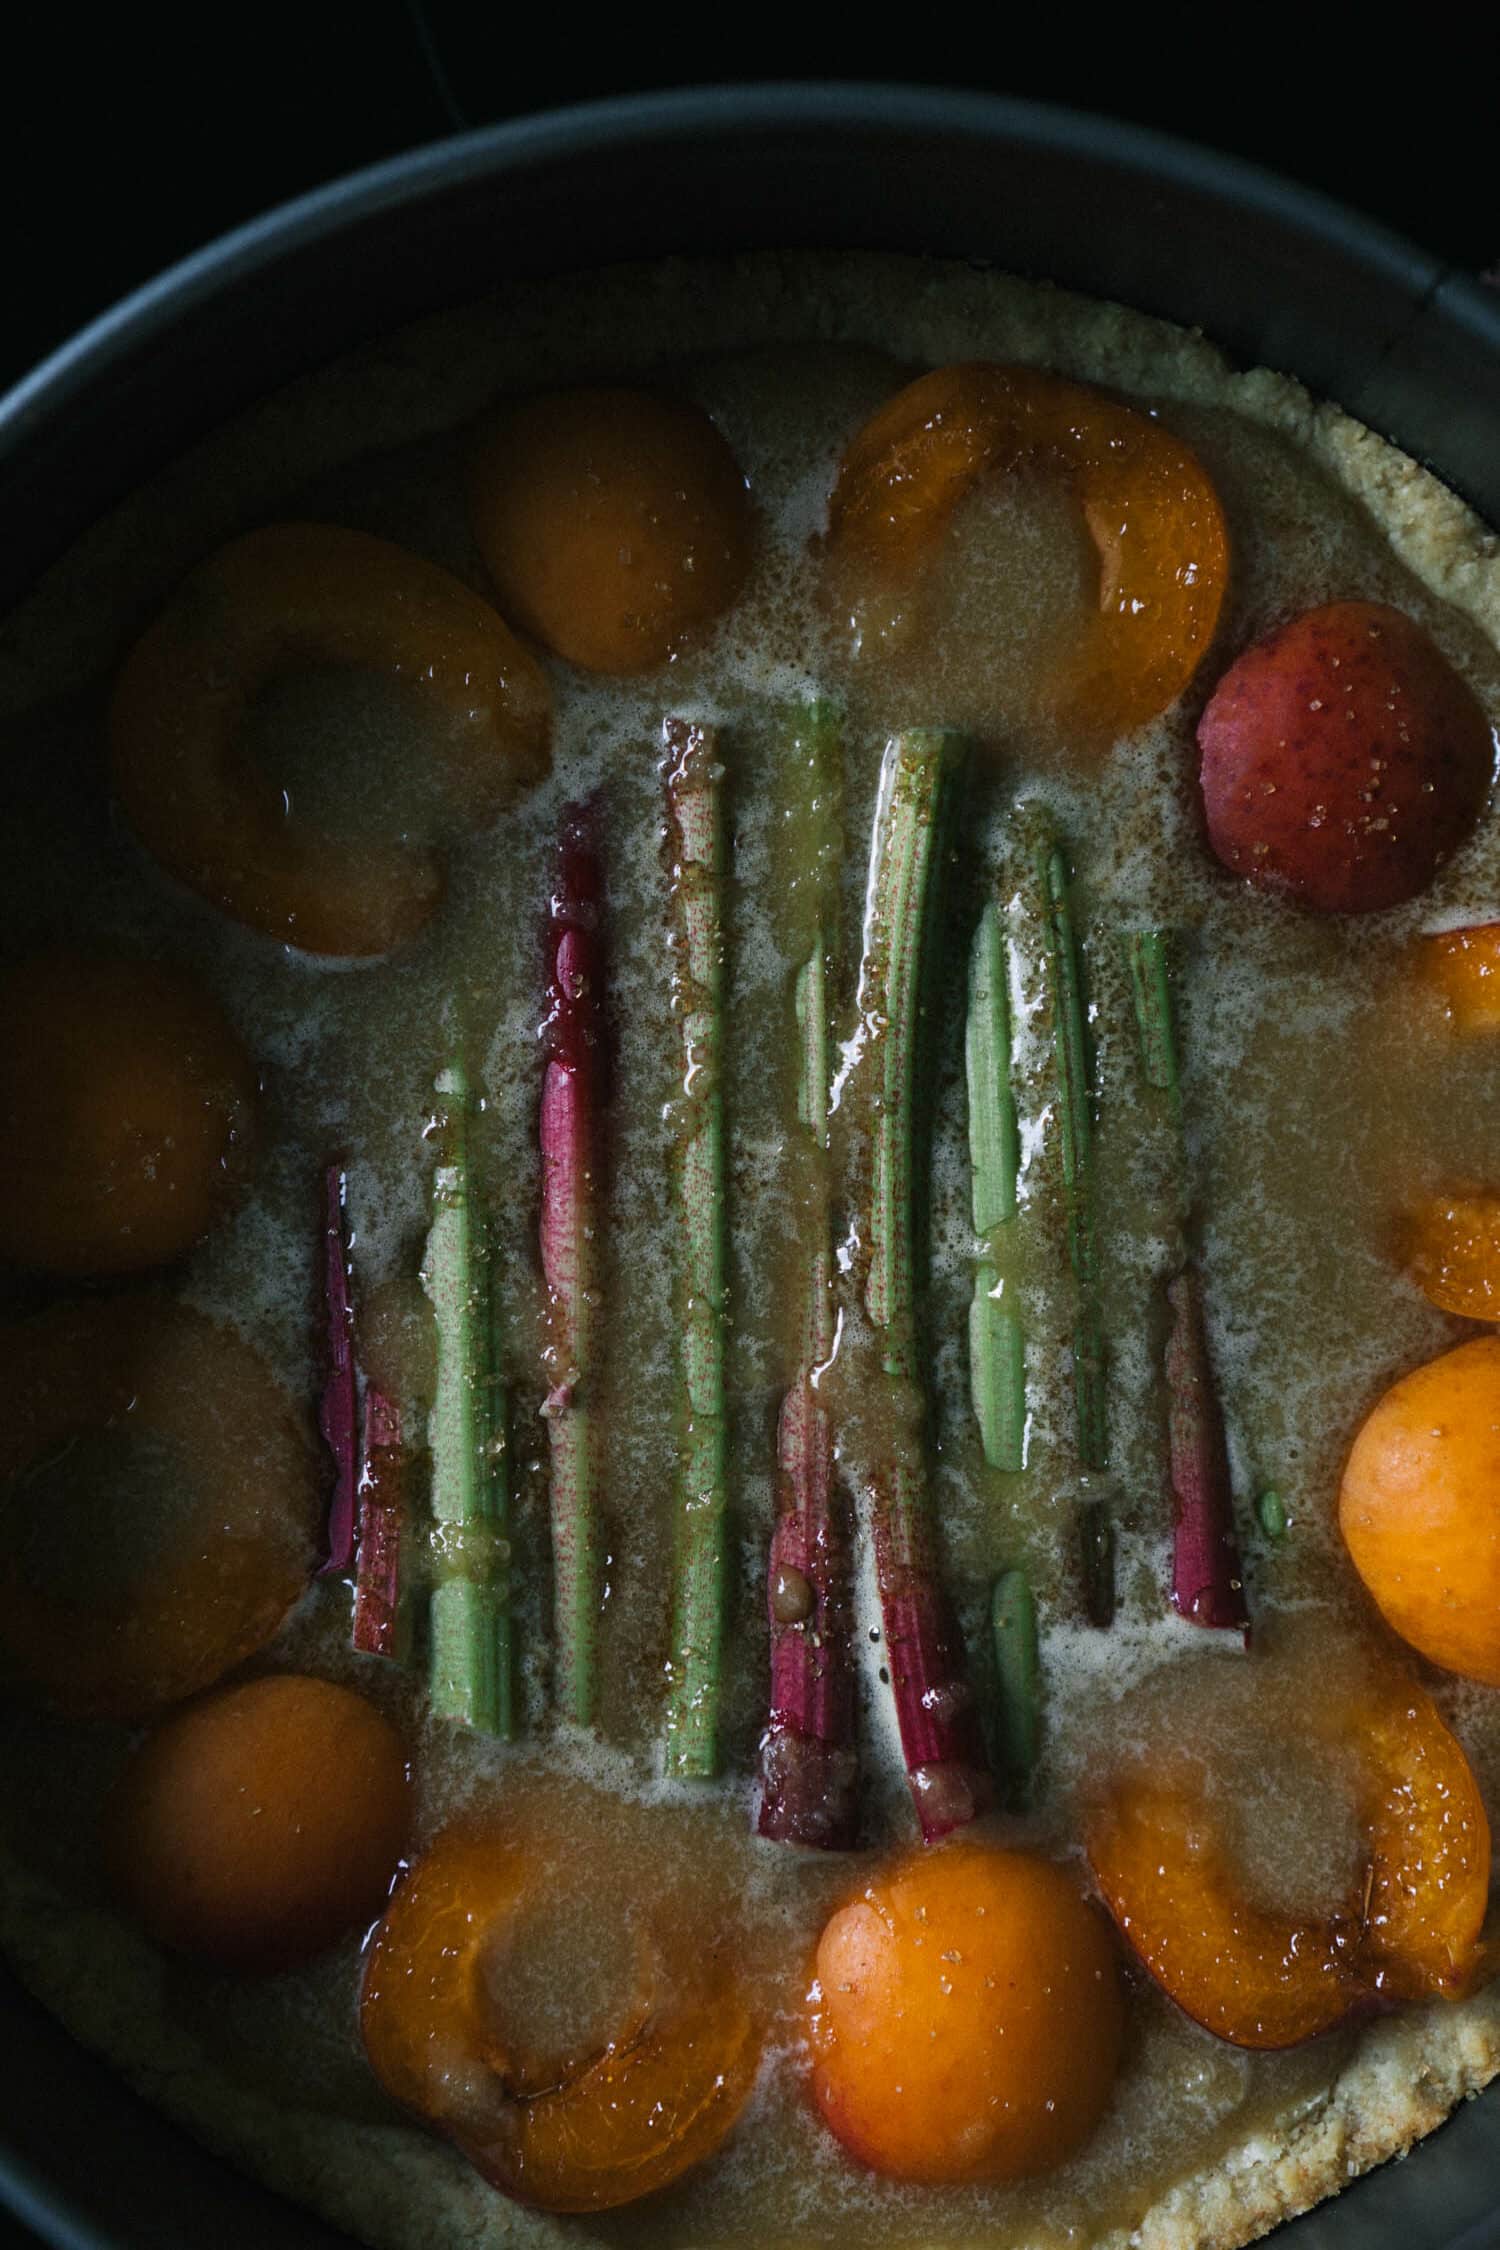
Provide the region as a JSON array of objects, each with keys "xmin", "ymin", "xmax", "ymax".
[{"xmin": 1, "ymin": 250, "xmax": 1497, "ymax": 2248}]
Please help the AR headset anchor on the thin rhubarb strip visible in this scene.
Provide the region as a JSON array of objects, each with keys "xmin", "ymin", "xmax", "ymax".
[
  {"xmin": 1035, "ymin": 823, "xmax": 1107, "ymax": 1471},
  {"xmin": 540, "ymin": 803, "xmax": 606, "ymax": 1727},
  {"xmin": 1165, "ymin": 1269, "xmax": 1248, "ymax": 1629},
  {"xmin": 422, "ymin": 1058, "xmax": 513, "ymax": 1734},
  {"xmin": 661, "ymin": 719, "xmax": 729, "ymax": 1778},
  {"xmin": 317, "ymin": 1158, "xmax": 358, "ymax": 1574},
  {"xmin": 966, "ymin": 899, "xmax": 1024, "ymax": 1472},
  {"xmin": 990, "ymin": 1566, "xmax": 1040, "ymax": 1804},
  {"xmin": 1124, "ymin": 930, "xmax": 1248, "ymax": 1632},
  {"xmin": 861, "ymin": 729, "xmax": 991, "ymax": 1842},
  {"xmin": 756, "ymin": 701, "xmax": 859, "ymax": 1848},
  {"xmin": 352, "ymin": 1385, "xmax": 406, "ymax": 1659}
]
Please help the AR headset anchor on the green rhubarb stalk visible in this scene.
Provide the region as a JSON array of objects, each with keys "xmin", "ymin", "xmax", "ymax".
[
  {"xmin": 862, "ymin": 729, "xmax": 993, "ymax": 1843},
  {"xmin": 966, "ymin": 898, "xmax": 1024, "ymax": 1473},
  {"xmin": 1036, "ymin": 824, "xmax": 1107, "ymax": 1473},
  {"xmin": 990, "ymin": 1567, "xmax": 1040, "ymax": 1803},
  {"xmin": 422, "ymin": 1058, "xmax": 512, "ymax": 1736},
  {"xmin": 662, "ymin": 718, "xmax": 729, "ymax": 1778}
]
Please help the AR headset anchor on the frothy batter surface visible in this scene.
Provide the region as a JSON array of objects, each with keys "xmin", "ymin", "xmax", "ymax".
[{"xmin": 0, "ymin": 251, "xmax": 1498, "ymax": 2250}]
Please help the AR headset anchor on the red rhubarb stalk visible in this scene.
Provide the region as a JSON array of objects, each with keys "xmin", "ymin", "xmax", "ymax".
[
  {"xmin": 756, "ymin": 701, "xmax": 859, "ymax": 1849},
  {"xmin": 858, "ymin": 730, "xmax": 992, "ymax": 1843},
  {"xmin": 1165, "ymin": 1267, "xmax": 1248, "ymax": 1631},
  {"xmin": 317, "ymin": 1157, "xmax": 358, "ymax": 1575},
  {"xmin": 352, "ymin": 1386, "xmax": 406, "ymax": 1657},
  {"xmin": 540, "ymin": 802, "xmax": 606, "ymax": 1726},
  {"xmin": 1126, "ymin": 931, "xmax": 1249, "ymax": 1634}
]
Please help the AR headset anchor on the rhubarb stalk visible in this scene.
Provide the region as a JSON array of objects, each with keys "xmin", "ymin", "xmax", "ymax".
[
  {"xmin": 859, "ymin": 729, "xmax": 991, "ymax": 1843},
  {"xmin": 756, "ymin": 701, "xmax": 859, "ymax": 1848},
  {"xmin": 422, "ymin": 1059, "xmax": 513, "ymax": 1734},
  {"xmin": 966, "ymin": 899, "xmax": 1024, "ymax": 1472},
  {"xmin": 540, "ymin": 804, "xmax": 606, "ymax": 1727},
  {"xmin": 317, "ymin": 1158, "xmax": 358, "ymax": 1575},
  {"xmin": 1125, "ymin": 930, "xmax": 1248, "ymax": 1632},
  {"xmin": 352, "ymin": 1386, "xmax": 406, "ymax": 1659},
  {"xmin": 661, "ymin": 719, "xmax": 729, "ymax": 1778},
  {"xmin": 990, "ymin": 1566, "xmax": 1040, "ymax": 1804},
  {"xmin": 1024, "ymin": 812, "xmax": 1115, "ymax": 1624}
]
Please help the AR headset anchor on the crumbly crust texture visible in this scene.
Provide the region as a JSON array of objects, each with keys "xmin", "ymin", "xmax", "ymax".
[{"xmin": 2, "ymin": 250, "xmax": 1497, "ymax": 2248}]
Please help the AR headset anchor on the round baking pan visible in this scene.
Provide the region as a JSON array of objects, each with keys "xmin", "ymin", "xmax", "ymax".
[{"xmin": 1, "ymin": 81, "xmax": 1496, "ymax": 2250}]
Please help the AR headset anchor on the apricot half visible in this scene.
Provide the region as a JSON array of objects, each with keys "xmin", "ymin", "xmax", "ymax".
[
  {"xmin": 0, "ymin": 1299, "xmax": 318, "ymax": 1717},
  {"xmin": 823, "ymin": 362, "xmax": 1228, "ymax": 734},
  {"xmin": 0, "ymin": 951, "xmax": 257, "ymax": 1276},
  {"xmin": 1198, "ymin": 602, "xmax": 1492, "ymax": 913},
  {"xmin": 111, "ymin": 524, "xmax": 552, "ymax": 956},
  {"xmin": 1339, "ymin": 1337, "xmax": 1500, "ymax": 1685},
  {"xmin": 470, "ymin": 388, "xmax": 752, "ymax": 674},
  {"xmin": 1088, "ymin": 1683, "xmax": 1490, "ymax": 2048},
  {"xmin": 108, "ymin": 1673, "xmax": 410, "ymax": 1972},
  {"xmin": 805, "ymin": 1841, "xmax": 1124, "ymax": 2185},
  {"xmin": 1421, "ymin": 922, "xmax": 1500, "ymax": 1030},
  {"xmin": 361, "ymin": 1818, "xmax": 760, "ymax": 2212},
  {"xmin": 1404, "ymin": 1194, "xmax": 1500, "ymax": 1322}
]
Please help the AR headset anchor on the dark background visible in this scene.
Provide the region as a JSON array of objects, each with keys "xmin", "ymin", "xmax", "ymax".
[
  {"xmin": 0, "ymin": 15, "xmax": 1494, "ymax": 2247},
  {"xmin": 3, "ymin": 10, "xmax": 1496, "ymax": 396}
]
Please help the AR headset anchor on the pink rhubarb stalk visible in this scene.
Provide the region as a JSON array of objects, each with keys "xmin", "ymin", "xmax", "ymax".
[
  {"xmin": 856, "ymin": 730, "xmax": 992, "ymax": 1843},
  {"xmin": 352, "ymin": 1386, "xmax": 406, "ymax": 1657},
  {"xmin": 317, "ymin": 1157, "xmax": 358, "ymax": 1575}
]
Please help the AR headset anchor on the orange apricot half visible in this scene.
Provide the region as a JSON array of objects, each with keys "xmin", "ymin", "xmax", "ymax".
[
  {"xmin": 824, "ymin": 363, "xmax": 1229, "ymax": 733},
  {"xmin": 805, "ymin": 1841, "xmax": 1124, "ymax": 2185},
  {"xmin": 1404, "ymin": 1193, "xmax": 1500, "ymax": 1322},
  {"xmin": 108, "ymin": 1673, "xmax": 410, "ymax": 1972},
  {"xmin": 1088, "ymin": 1683, "xmax": 1490, "ymax": 2049},
  {"xmin": 361, "ymin": 1820, "xmax": 760, "ymax": 2212},
  {"xmin": 0, "ymin": 1299, "xmax": 318, "ymax": 1717},
  {"xmin": 470, "ymin": 388, "xmax": 752, "ymax": 674},
  {"xmin": 1339, "ymin": 1336, "xmax": 1500, "ymax": 1685},
  {"xmin": 0, "ymin": 951, "xmax": 257, "ymax": 1277},
  {"xmin": 1421, "ymin": 922, "xmax": 1500, "ymax": 1030},
  {"xmin": 111, "ymin": 524, "xmax": 551, "ymax": 956}
]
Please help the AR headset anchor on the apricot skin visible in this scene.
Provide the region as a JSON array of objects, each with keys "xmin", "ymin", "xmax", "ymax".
[
  {"xmin": 0, "ymin": 1299, "xmax": 318, "ymax": 1718},
  {"xmin": 1197, "ymin": 602, "xmax": 1492, "ymax": 914},
  {"xmin": 806, "ymin": 1841, "xmax": 1124, "ymax": 2186},
  {"xmin": 1339, "ymin": 1337, "xmax": 1500, "ymax": 1686},
  {"xmin": 1089, "ymin": 1684, "xmax": 1490, "ymax": 2047},
  {"xmin": 108, "ymin": 1674, "xmax": 410, "ymax": 1972},
  {"xmin": 361, "ymin": 1821, "xmax": 760, "ymax": 2213},
  {"xmin": 111, "ymin": 524, "xmax": 551, "ymax": 957},
  {"xmin": 470, "ymin": 388, "xmax": 752, "ymax": 674},
  {"xmin": 1404, "ymin": 1194, "xmax": 1500, "ymax": 1322},
  {"xmin": 1423, "ymin": 923, "xmax": 1500, "ymax": 1031},
  {"xmin": 0, "ymin": 952, "xmax": 256, "ymax": 1277},
  {"xmin": 824, "ymin": 361, "xmax": 1228, "ymax": 734}
]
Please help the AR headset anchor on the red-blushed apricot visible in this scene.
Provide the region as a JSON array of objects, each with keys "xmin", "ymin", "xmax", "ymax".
[
  {"xmin": 1403, "ymin": 1193, "xmax": 1500, "ymax": 1321},
  {"xmin": 1422, "ymin": 922, "xmax": 1500, "ymax": 1030},
  {"xmin": 0, "ymin": 951, "xmax": 257, "ymax": 1277},
  {"xmin": 108, "ymin": 1673, "xmax": 409, "ymax": 1972},
  {"xmin": 805, "ymin": 1840, "xmax": 1123, "ymax": 2185},
  {"xmin": 111, "ymin": 524, "xmax": 551, "ymax": 956},
  {"xmin": 1197, "ymin": 602, "xmax": 1493, "ymax": 913},
  {"xmin": 0, "ymin": 1299, "xmax": 318, "ymax": 1717},
  {"xmin": 1088, "ymin": 1680, "xmax": 1489, "ymax": 2048},
  {"xmin": 823, "ymin": 363, "xmax": 1228, "ymax": 734},
  {"xmin": 469, "ymin": 389, "xmax": 752, "ymax": 676},
  {"xmin": 361, "ymin": 1818, "xmax": 760, "ymax": 2212},
  {"xmin": 1339, "ymin": 1337, "xmax": 1500, "ymax": 1686}
]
